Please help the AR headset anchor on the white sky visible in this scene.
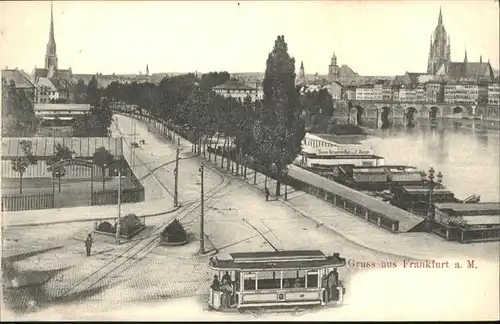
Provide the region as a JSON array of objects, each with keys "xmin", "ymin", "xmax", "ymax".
[{"xmin": 0, "ymin": 1, "xmax": 498, "ymax": 76}]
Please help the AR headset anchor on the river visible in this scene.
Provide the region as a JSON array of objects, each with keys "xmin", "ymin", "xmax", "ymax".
[{"xmin": 361, "ymin": 126, "xmax": 500, "ymax": 202}]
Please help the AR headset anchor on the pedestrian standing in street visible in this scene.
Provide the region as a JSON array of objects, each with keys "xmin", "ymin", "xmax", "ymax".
[
  {"xmin": 265, "ymin": 187, "xmax": 270, "ymax": 201},
  {"xmin": 84, "ymin": 234, "xmax": 93, "ymax": 256}
]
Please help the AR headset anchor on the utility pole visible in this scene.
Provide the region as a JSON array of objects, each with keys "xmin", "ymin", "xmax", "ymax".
[
  {"xmin": 199, "ymin": 161, "xmax": 205, "ymax": 254},
  {"xmin": 116, "ymin": 138, "xmax": 123, "ymax": 245},
  {"xmin": 174, "ymin": 136, "xmax": 180, "ymax": 207}
]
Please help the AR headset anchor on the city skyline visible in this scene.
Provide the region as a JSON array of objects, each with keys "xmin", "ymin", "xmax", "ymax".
[{"xmin": 1, "ymin": 1, "xmax": 499, "ymax": 76}]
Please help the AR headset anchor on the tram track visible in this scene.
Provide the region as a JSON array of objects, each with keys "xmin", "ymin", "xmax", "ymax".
[{"xmin": 54, "ymin": 116, "xmax": 233, "ymax": 301}]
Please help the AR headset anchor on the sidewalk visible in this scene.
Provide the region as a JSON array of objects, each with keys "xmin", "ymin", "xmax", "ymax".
[{"xmin": 2, "ymin": 199, "xmax": 181, "ymax": 228}]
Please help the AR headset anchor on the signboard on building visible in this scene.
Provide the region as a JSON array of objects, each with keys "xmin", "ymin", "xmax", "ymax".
[{"xmin": 316, "ymin": 148, "xmax": 372, "ymax": 156}]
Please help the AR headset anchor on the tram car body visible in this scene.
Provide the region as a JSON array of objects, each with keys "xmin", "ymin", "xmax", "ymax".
[{"xmin": 208, "ymin": 250, "xmax": 346, "ymax": 311}]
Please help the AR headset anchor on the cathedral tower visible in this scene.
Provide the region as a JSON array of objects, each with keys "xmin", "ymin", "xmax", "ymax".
[
  {"xmin": 45, "ymin": 1, "xmax": 58, "ymax": 71},
  {"xmin": 328, "ymin": 53, "xmax": 339, "ymax": 82},
  {"xmin": 427, "ymin": 7, "xmax": 451, "ymax": 75}
]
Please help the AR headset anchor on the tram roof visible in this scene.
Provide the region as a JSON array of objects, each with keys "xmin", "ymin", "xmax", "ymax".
[{"xmin": 209, "ymin": 250, "xmax": 346, "ymax": 271}]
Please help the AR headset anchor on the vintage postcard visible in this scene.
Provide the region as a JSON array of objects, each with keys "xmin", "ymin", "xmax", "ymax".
[{"xmin": 1, "ymin": 0, "xmax": 499, "ymax": 321}]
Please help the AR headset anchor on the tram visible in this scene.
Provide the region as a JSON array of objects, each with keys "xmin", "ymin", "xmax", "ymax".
[{"xmin": 207, "ymin": 250, "xmax": 346, "ymax": 311}]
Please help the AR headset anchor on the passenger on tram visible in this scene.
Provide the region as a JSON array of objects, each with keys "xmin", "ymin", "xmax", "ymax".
[
  {"xmin": 220, "ymin": 278, "xmax": 233, "ymax": 308},
  {"xmin": 222, "ymin": 271, "xmax": 232, "ymax": 284},
  {"xmin": 333, "ymin": 268, "xmax": 339, "ymax": 285},
  {"xmin": 293, "ymin": 278, "xmax": 303, "ymax": 288},
  {"xmin": 211, "ymin": 275, "xmax": 220, "ymax": 291}
]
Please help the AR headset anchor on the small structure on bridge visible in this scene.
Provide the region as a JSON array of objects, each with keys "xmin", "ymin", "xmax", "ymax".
[{"xmin": 432, "ymin": 202, "xmax": 500, "ymax": 243}]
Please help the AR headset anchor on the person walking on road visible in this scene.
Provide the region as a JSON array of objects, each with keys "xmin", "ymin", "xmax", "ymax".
[
  {"xmin": 84, "ymin": 234, "xmax": 93, "ymax": 256},
  {"xmin": 265, "ymin": 187, "xmax": 270, "ymax": 201}
]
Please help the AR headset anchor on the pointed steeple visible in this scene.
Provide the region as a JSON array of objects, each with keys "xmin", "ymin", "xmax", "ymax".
[
  {"xmin": 300, "ymin": 61, "xmax": 304, "ymax": 69},
  {"xmin": 49, "ymin": 1, "xmax": 55, "ymax": 45},
  {"xmin": 480, "ymin": 55, "xmax": 482, "ymax": 64},
  {"xmin": 438, "ymin": 7, "xmax": 443, "ymax": 25},
  {"xmin": 146, "ymin": 64, "xmax": 149, "ymax": 76},
  {"xmin": 464, "ymin": 47, "xmax": 468, "ymax": 63},
  {"xmin": 45, "ymin": 1, "xmax": 58, "ymax": 70}
]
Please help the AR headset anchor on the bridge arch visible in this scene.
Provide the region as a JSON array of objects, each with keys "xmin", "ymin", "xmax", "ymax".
[
  {"xmin": 429, "ymin": 106, "xmax": 440, "ymax": 119},
  {"xmin": 380, "ymin": 106, "xmax": 391, "ymax": 129},
  {"xmin": 354, "ymin": 105, "xmax": 364, "ymax": 126},
  {"xmin": 405, "ymin": 107, "xmax": 418, "ymax": 127},
  {"xmin": 452, "ymin": 106, "xmax": 464, "ymax": 115}
]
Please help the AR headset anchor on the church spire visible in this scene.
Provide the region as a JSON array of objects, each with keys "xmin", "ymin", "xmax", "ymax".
[
  {"xmin": 45, "ymin": 1, "xmax": 58, "ymax": 70},
  {"xmin": 464, "ymin": 47, "xmax": 468, "ymax": 63},
  {"xmin": 438, "ymin": 7, "xmax": 443, "ymax": 25},
  {"xmin": 49, "ymin": 1, "xmax": 55, "ymax": 44}
]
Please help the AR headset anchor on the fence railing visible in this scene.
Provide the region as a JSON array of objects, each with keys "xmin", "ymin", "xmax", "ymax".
[
  {"xmin": 2, "ymin": 161, "xmax": 145, "ymax": 211},
  {"xmin": 1, "ymin": 192, "xmax": 54, "ymax": 211}
]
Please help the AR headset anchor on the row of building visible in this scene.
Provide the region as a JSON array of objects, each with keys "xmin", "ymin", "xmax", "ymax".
[{"xmin": 341, "ymin": 79, "xmax": 499, "ymax": 106}]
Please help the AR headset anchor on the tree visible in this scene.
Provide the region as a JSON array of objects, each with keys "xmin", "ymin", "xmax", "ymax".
[
  {"xmin": 11, "ymin": 140, "xmax": 37, "ymax": 194},
  {"xmin": 46, "ymin": 144, "xmax": 74, "ymax": 193},
  {"xmin": 86, "ymin": 75, "xmax": 100, "ymax": 107},
  {"xmin": 93, "ymin": 147, "xmax": 114, "ymax": 190},
  {"xmin": 2, "ymin": 78, "xmax": 38, "ymax": 137},
  {"xmin": 72, "ymin": 79, "xmax": 87, "ymax": 104},
  {"xmin": 199, "ymin": 72, "xmax": 230, "ymax": 91},
  {"xmin": 11, "ymin": 157, "xmax": 30, "ymax": 194},
  {"xmin": 52, "ymin": 164, "xmax": 67, "ymax": 193},
  {"xmin": 257, "ymin": 35, "xmax": 305, "ymax": 196}
]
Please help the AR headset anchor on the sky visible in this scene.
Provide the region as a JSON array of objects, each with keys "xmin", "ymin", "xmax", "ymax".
[{"xmin": 0, "ymin": 1, "xmax": 499, "ymax": 76}]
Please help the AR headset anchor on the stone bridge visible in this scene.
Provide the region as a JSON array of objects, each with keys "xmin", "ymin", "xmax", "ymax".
[{"xmin": 346, "ymin": 100, "xmax": 499, "ymax": 128}]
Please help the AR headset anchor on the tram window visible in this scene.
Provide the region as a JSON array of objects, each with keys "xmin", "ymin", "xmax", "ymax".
[
  {"xmin": 243, "ymin": 273, "xmax": 256, "ymax": 291},
  {"xmin": 282, "ymin": 270, "xmax": 306, "ymax": 288},
  {"xmin": 256, "ymin": 271, "xmax": 280, "ymax": 290},
  {"xmin": 307, "ymin": 271, "xmax": 319, "ymax": 288}
]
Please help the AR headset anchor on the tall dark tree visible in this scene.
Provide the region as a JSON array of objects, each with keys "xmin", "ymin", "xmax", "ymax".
[
  {"xmin": 256, "ymin": 35, "xmax": 305, "ymax": 196},
  {"xmin": 72, "ymin": 79, "xmax": 87, "ymax": 104},
  {"xmin": 86, "ymin": 75, "xmax": 100, "ymax": 107}
]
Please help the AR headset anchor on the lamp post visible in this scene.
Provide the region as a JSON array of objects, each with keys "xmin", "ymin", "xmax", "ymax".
[
  {"xmin": 199, "ymin": 161, "xmax": 205, "ymax": 254},
  {"xmin": 174, "ymin": 137, "xmax": 181, "ymax": 207},
  {"xmin": 284, "ymin": 166, "xmax": 289, "ymax": 201},
  {"xmin": 115, "ymin": 158, "xmax": 122, "ymax": 245},
  {"xmin": 423, "ymin": 167, "xmax": 443, "ymax": 224}
]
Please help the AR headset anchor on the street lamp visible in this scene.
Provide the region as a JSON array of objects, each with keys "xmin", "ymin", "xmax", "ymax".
[
  {"xmin": 199, "ymin": 161, "xmax": 205, "ymax": 254},
  {"xmin": 423, "ymin": 167, "xmax": 443, "ymax": 223},
  {"xmin": 115, "ymin": 158, "xmax": 122, "ymax": 245}
]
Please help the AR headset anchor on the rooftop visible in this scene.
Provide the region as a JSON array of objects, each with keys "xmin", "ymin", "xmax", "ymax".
[
  {"xmin": 311, "ymin": 133, "xmax": 366, "ymax": 145},
  {"xmin": 34, "ymin": 103, "xmax": 91, "ymax": 112},
  {"xmin": 2, "ymin": 137, "xmax": 123, "ymax": 158},
  {"xmin": 434, "ymin": 202, "xmax": 500, "ymax": 212},
  {"xmin": 36, "ymin": 77, "xmax": 57, "ymax": 91},
  {"xmin": 2, "ymin": 69, "xmax": 36, "ymax": 89},
  {"xmin": 209, "ymin": 250, "xmax": 346, "ymax": 270},
  {"xmin": 212, "ymin": 79, "xmax": 254, "ymax": 91}
]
